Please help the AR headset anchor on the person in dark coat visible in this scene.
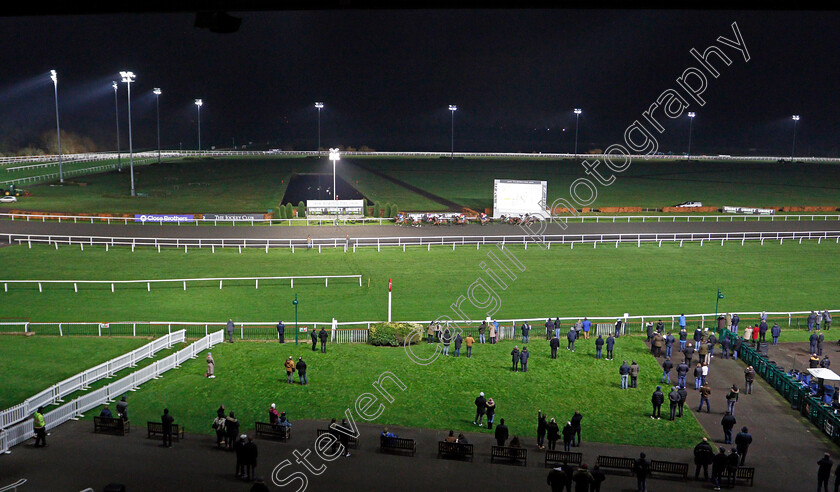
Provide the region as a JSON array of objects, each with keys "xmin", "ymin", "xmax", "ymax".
[
  {"xmin": 720, "ymin": 335, "xmax": 731, "ymax": 359},
  {"xmin": 572, "ymin": 464, "xmax": 593, "ymax": 492},
  {"xmin": 590, "ymin": 464, "xmax": 606, "ymax": 492},
  {"xmin": 693, "ymin": 437, "xmax": 714, "ymax": 480},
  {"xmin": 567, "ymin": 328, "xmax": 577, "ymax": 352},
  {"xmin": 547, "ymin": 466, "xmax": 567, "ymax": 492},
  {"xmin": 473, "ymin": 392, "xmax": 487, "ymax": 426},
  {"xmin": 721, "ymin": 411, "xmax": 736, "ymax": 444},
  {"xmin": 651, "ymin": 386, "xmax": 664, "ymax": 419},
  {"xmin": 570, "ymin": 410, "xmax": 583, "ymax": 446},
  {"xmin": 661, "ymin": 357, "xmax": 673, "ymax": 384},
  {"xmin": 562, "ymin": 421, "xmax": 575, "ymax": 452},
  {"xmin": 318, "ymin": 327, "xmax": 328, "ymax": 353},
  {"xmin": 537, "ymin": 410, "xmax": 548, "ymax": 450},
  {"xmin": 161, "ymin": 408, "xmax": 174, "ymax": 448},
  {"xmin": 296, "ymin": 357, "xmax": 308, "ymax": 385},
  {"xmin": 276, "ymin": 320, "xmax": 285, "ymax": 343},
  {"xmin": 244, "ymin": 436, "xmax": 258, "ymax": 480},
  {"xmin": 545, "ymin": 318, "xmax": 553, "ymax": 341},
  {"xmin": 667, "ymin": 386, "xmax": 680, "ymax": 420},
  {"xmin": 677, "ymin": 384, "xmax": 688, "ymax": 417},
  {"xmin": 549, "ymin": 335, "xmax": 560, "ymax": 359},
  {"xmin": 310, "ymin": 328, "xmax": 318, "ymax": 351},
  {"xmin": 683, "ymin": 342, "xmax": 695, "ymax": 365},
  {"xmin": 485, "ymin": 398, "xmax": 496, "ymax": 430},
  {"xmin": 734, "ymin": 426, "xmax": 752, "ymax": 465},
  {"xmin": 605, "ymin": 334, "xmax": 615, "ymax": 360},
  {"xmin": 234, "ymin": 434, "xmax": 247, "ymax": 478},
  {"xmin": 711, "ymin": 447, "xmax": 728, "ymax": 490},
  {"xmin": 225, "ymin": 412, "xmax": 240, "ymax": 451},
  {"xmin": 511, "ymin": 346, "xmax": 520, "ymax": 371},
  {"xmin": 546, "ymin": 418, "xmax": 560, "ymax": 450},
  {"xmin": 629, "ymin": 361, "xmax": 640, "ymax": 388},
  {"xmin": 595, "ymin": 335, "xmax": 605, "ymax": 359},
  {"xmin": 453, "ymin": 333, "xmax": 463, "ymax": 357},
  {"xmin": 494, "ymin": 418, "xmax": 509, "ymax": 446},
  {"xmin": 818, "ymin": 453, "xmax": 833, "ymax": 492},
  {"xmin": 519, "ymin": 347, "xmax": 530, "ymax": 372},
  {"xmin": 771, "ymin": 322, "xmax": 781, "ymax": 345},
  {"xmin": 758, "ymin": 319, "xmax": 768, "ymax": 342},
  {"xmin": 726, "ymin": 448, "xmax": 740, "ymax": 487},
  {"xmin": 250, "ymin": 477, "xmax": 270, "ymax": 492},
  {"xmin": 633, "ymin": 452, "xmax": 650, "ymax": 492}
]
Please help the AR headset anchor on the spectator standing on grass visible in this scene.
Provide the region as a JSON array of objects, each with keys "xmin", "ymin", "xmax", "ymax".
[
  {"xmin": 668, "ymin": 386, "xmax": 680, "ymax": 420},
  {"xmin": 310, "ymin": 328, "xmax": 318, "ymax": 351},
  {"xmin": 698, "ymin": 381, "xmax": 712, "ymax": 413},
  {"xmin": 606, "ymin": 334, "xmax": 615, "ymax": 360},
  {"xmin": 824, "ymin": 310, "xmax": 832, "ymax": 331},
  {"xmin": 726, "ymin": 384, "xmax": 740, "ymax": 415},
  {"xmin": 818, "ymin": 453, "xmax": 833, "ymax": 492},
  {"xmin": 479, "ymin": 321, "xmax": 487, "ymax": 344},
  {"xmin": 520, "ymin": 346, "xmax": 530, "ymax": 372},
  {"xmin": 759, "ymin": 319, "xmax": 769, "ymax": 342},
  {"xmin": 677, "ymin": 384, "xmax": 688, "ymax": 417},
  {"xmin": 646, "ymin": 321, "xmax": 655, "ymax": 343},
  {"xmin": 161, "ymin": 408, "xmax": 174, "ymax": 448},
  {"xmin": 620, "ymin": 360, "xmax": 630, "ymax": 389},
  {"xmin": 571, "ymin": 410, "xmax": 583, "ymax": 446},
  {"xmin": 633, "ymin": 452, "xmax": 650, "ymax": 492},
  {"xmin": 474, "ymin": 392, "xmax": 487, "ymax": 426},
  {"xmin": 276, "ymin": 320, "xmax": 285, "ymax": 343},
  {"xmin": 771, "ymin": 322, "xmax": 781, "ymax": 345},
  {"xmin": 226, "ymin": 318, "xmax": 235, "ymax": 343},
  {"xmin": 735, "ymin": 426, "xmax": 752, "ymax": 465},
  {"xmin": 486, "ymin": 398, "xmax": 496, "ymax": 430},
  {"xmin": 693, "ymin": 437, "xmax": 714, "ymax": 480},
  {"xmin": 651, "ymin": 386, "xmax": 664, "ymax": 420},
  {"xmin": 562, "ymin": 421, "xmax": 574, "ymax": 452},
  {"xmin": 652, "ymin": 332, "xmax": 664, "ymax": 358},
  {"xmin": 744, "ymin": 366, "xmax": 755, "ymax": 394},
  {"xmin": 629, "ymin": 360, "xmax": 640, "ymax": 388},
  {"xmin": 556, "ymin": 318, "xmax": 564, "ymax": 340},
  {"xmin": 721, "ymin": 411, "xmax": 736, "ymax": 444},
  {"xmin": 752, "ymin": 324, "xmax": 760, "ymax": 346},
  {"xmin": 567, "ymin": 327, "xmax": 577, "ymax": 352},
  {"xmin": 661, "ymin": 357, "xmax": 673, "ymax": 384},
  {"xmin": 495, "ymin": 418, "xmax": 509, "ymax": 446},
  {"xmin": 116, "ymin": 396, "xmax": 128, "ymax": 421},
  {"xmin": 810, "ymin": 311, "xmax": 818, "ymax": 331},
  {"xmin": 296, "ymin": 357, "xmax": 308, "ymax": 385},
  {"xmin": 731, "ymin": 313, "xmax": 740, "ymax": 334},
  {"xmin": 537, "ymin": 410, "xmax": 548, "ymax": 450},
  {"xmin": 614, "ymin": 318, "xmax": 622, "ymax": 338},
  {"xmin": 442, "ymin": 328, "xmax": 451, "ymax": 356},
  {"xmin": 511, "ymin": 346, "xmax": 520, "ymax": 371},
  {"xmin": 521, "ymin": 321, "xmax": 531, "ymax": 343},
  {"xmin": 544, "ymin": 318, "xmax": 552, "ymax": 340},
  {"xmin": 426, "ymin": 323, "xmax": 434, "ymax": 344},
  {"xmin": 465, "ymin": 333, "xmax": 474, "ymax": 358},
  {"xmin": 206, "ymin": 352, "xmax": 216, "ymax": 379},
  {"xmin": 489, "ymin": 322, "xmax": 497, "ymax": 344},
  {"xmin": 550, "ymin": 334, "xmax": 560, "ymax": 359},
  {"xmin": 582, "ymin": 317, "xmax": 591, "ymax": 339},
  {"xmin": 284, "ymin": 356, "xmax": 295, "ymax": 384},
  {"xmin": 744, "ymin": 325, "xmax": 753, "ymax": 345},
  {"xmin": 595, "ymin": 334, "xmax": 604, "ymax": 359},
  {"xmin": 318, "ymin": 327, "xmax": 328, "ymax": 353},
  {"xmin": 453, "ymin": 332, "xmax": 463, "ymax": 357},
  {"xmin": 546, "ymin": 417, "xmax": 560, "ymax": 450},
  {"xmin": 711, "ymin": 447, "xmax": 728, "ymax": 491}
]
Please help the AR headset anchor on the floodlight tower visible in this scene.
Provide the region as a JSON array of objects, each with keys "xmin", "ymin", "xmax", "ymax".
[
  {"xmin": 195, "ymin": 99, "xmax": 203, "ymax": 155},
  {"xmin": 119, "ymin": 71, "xmax": 136, "ymax": 197},
  {"xmin": 153, "ymin": 88, "xmax": 162, "ymax": 165},
  {"xmin": 791, "ymin": 115, "xmax": 800, "ymax": 162},
  {"xmin": 49, "ymin": 70, "xmax": 63, "ymax": 183},
  {"xmin": 448, "ymin": 105, "xmax": 457, "ymax": 158},
  {"xmin": 315, "ymin": 102, "xmax": 324, "ymax": 156},
  {"xmin": 687, "ymin": 112, "xmax": 696, "ymax": 160},
  {"xmin": 112, "ymin": 82, "xmax": 121, "ymax": 171},
  {"xmin": 573, "ymin": 108, "xmax": 582, "ymax": 158},
  {"xmin": 329, "ymin": 148, "xmax": 340, "ymax": 200}
]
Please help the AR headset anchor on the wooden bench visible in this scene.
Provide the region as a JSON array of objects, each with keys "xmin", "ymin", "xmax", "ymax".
[
  {"xmin": 490, "ymin": 445, "xmax": 527, "ymax": 466},
  {"xmin": 649, "ymin": 459, "xmax": 689, "ymax": 480},
  {"xmin": 317, "ymin": 428, "xmax": 359, "ymax": 449},
  {"xmin": 722, "ymin": 466, "xmax": 755, "ymax": 486},
  {"xmin": 93, "ymin": 416, "xmax": 129, "ymax": 436},
  {"xmin": 255, "ymin": 421, "xmax": 291, "ymax": 441},
  {"xmin": 437, "ymin": 441, "xmax": 474, "ymax": 461},
  {"xmin": 379, "ymin": 435, "xmax": 416, "ymax": 456},
  {"xmin": 596, "ymin": 455, "xmax": 636, "ymax": 474},
  {"xmin": 545, "ymin": 450, "xmax": 583, "ymax": 468},
  {"xmin": 146, "ymin": 421, "xmax": 184, "ymax": 441}
]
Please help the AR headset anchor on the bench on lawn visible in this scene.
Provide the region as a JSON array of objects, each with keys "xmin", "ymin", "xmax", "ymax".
[
  {"xmin": 437, "ymin": 441, "xmax": 474, "ymax": 461},
  {"xmin": 379, "ymin": 435, "xmax": 416, "ymax": 456},
  {"xmin": 491, "ymin": 445, "xmax": 527, "ymax": 466},
  {"xmin": 93, "ymin": 416, "xmax": 129, "ymax": 435},
  {"xmin": 255, "ymin": 421, "xmax": 290, "ymax": 441},
  {"xmin": 147, "ymin": 421, "xmax": 184, "ymax": 441},
  {"xmin": 650, "ymin": 459, "xmax": 689, "ymax": 480},
  {"xmin": 317, "ymin": 428, "xmax": 359, "ymax": 449},
  {"xmin": 596, "ymin": 455, "xmax": 636, "ymax": 474},
  {"xmin": 722, "ymin": 466, "xmax": 756, "ymax": 486},
  {"xmin": 545, "ymin": 450, "xmax": 583, "ymax": 468}
]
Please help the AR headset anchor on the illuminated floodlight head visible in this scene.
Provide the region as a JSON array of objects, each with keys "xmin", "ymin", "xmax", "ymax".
[
  {"xmin": 792, "ymin": 114, "xmax": 800, "ymax": 121},
  {"xmin": 119, "ymin": 71, "xmax": 135, "ymax": 83},
  {"xmin": 315, "ymin": 102, "xmax": 324, "ymax": 109},
  {"xmin": 449, "ymin": 105, "xmax": 457, "ymax": 112},
  {"xmin": 153, "ymin": 88, "xmax": 162, "ymax": 95},
  {"xmin": 112, "ymin": 81, "xmax": 118, "ymax": 91},
  {"xmin": 195, "ymin": 99, "xmax": 203, "ymax": 107},
  {"xmin": 329, "ymin": 148, "xmax": 340, "ymax": 161},
  {"xmin": 688, "ymin": 112, "xmax": 696, "ymax": 118},
  {"xmin": 50, "ymin": 70, "xmax": 58, "ymax": 85},
  {"xmin": 574, "ymin": 108, "xmax": 582, "ymax": 115}
]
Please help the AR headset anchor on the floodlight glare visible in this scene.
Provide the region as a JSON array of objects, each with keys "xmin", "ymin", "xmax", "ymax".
[
  {"xmin": 573, "ymin": 108, "xmax": 583, "ymax": 157},
  {"xmin": 687, "ymin": 112, "xmax": 696, "ymax": 159},
  {"xmin": 49, "ymin": 69, "xmax": 62, "ymax": 182},
  {"xmin": 120, "ymin": 71, "xmax": 137, "ymax": 196},
  {"xmin": 315, "ymin": 102, "xmax": 324, "ymax": 154},
  {"xmin": 50, "ymin": 70, "xmax": 58, "ymax": 85},
  {"xmin": 688, "ymin": 112, "xmax": 695, "ymax": 118},
  {"xmin": 792, "ymin": 114, "xmax": 800, "ymax": 121},
  {"xmin": 120, "ymin": 71, "xmax": 135, "ymax": 83},
  {"xmin": 574, "ymin": 108, "xmax": 582, "ymax": 115},
  {"xmin": 153, "ymin": 87, "xmax": 162, "ymax": 95},
  {"xmin": 195, "ymin": 99, "xmax": 203, "ymax": 107},
  {"xmin": 315, "ymin": 102, "xmax": 324, "ymax": 109},
  {"xmin": 329, "ymin": 148, "xmax": 340, "ymax": 200},
  {"xmin": 449, "ymin": 105, "xmax": 457, "ymax": 112}
]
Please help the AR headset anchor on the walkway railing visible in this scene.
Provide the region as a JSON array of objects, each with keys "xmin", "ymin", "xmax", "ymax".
[
  {"xmin": 0, "ymin": 330, "xmax": 185, "ymax": 431},
  {"xmin": 0, "ymin": 330, "xmax": 223, "ymax": 454}
]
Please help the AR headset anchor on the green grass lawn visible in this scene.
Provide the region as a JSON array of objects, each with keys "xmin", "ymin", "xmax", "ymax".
[
  {"xmin": 0, "ymin": 336, "xmax": 148, "ymax": 408},
  {"xmin": 0, "ymin": 240, "xmax": 836, "ymax": 325},
  {"xmin": 79, "ymin": 336, "xmax": 706, "ymax": 448}
]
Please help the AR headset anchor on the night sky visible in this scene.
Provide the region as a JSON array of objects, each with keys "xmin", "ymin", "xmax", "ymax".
[{"xmin": 1, "ymin": 8, "xmax": 838, "ymax": 156}]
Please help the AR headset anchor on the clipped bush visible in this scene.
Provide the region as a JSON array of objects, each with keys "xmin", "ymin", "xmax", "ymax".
[
  {"xmin": 373, "ymin": 202, "xmax": 381, "ymax": 218},
  {"xmin": 297, "ymin": 201, "xmax": 306, "ymax": 218},
  {"xmin": 278, "ymin": 205, "xmax": 287, "ymax": 219},
  {"xmin": 384, "ymin": 203, "xmax": 392, "ymax": 219},
  {"xmin": 368, "ymin": 322, "xmax": 422, "ymax": 347},
  {"xmin": 391, "ymin": 203, "xmax": 398, "ymax": 218},
  {"xmin": 285, "ymin": 203, "xmax": 294, "ymax": 219}
]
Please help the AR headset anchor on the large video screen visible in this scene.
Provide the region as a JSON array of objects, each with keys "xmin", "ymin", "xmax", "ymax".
[{"xmin": 492, "ymin": 179, "xmax": 548, "ymax": 219}]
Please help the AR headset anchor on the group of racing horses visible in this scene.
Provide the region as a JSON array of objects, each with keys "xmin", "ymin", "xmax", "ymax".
[{"xmin": 395, "ymin": 212, "xmax": 537, "ymax": 226}]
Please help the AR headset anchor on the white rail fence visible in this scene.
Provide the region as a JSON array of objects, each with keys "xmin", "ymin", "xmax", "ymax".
[
  {"xmin": 0, "ymin": 330, "xmax": 185, "ymax": 432},
  {"xmin": 4, "ymin": 230, "xmax": 840, "ymax": 252},
  {"xmin": 0, "ymin": 330, "xmax": 223, "ymax": 455},
  {"xmin": 0, "ymin": 275, "xmax": 363, "ymax": 293}
]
